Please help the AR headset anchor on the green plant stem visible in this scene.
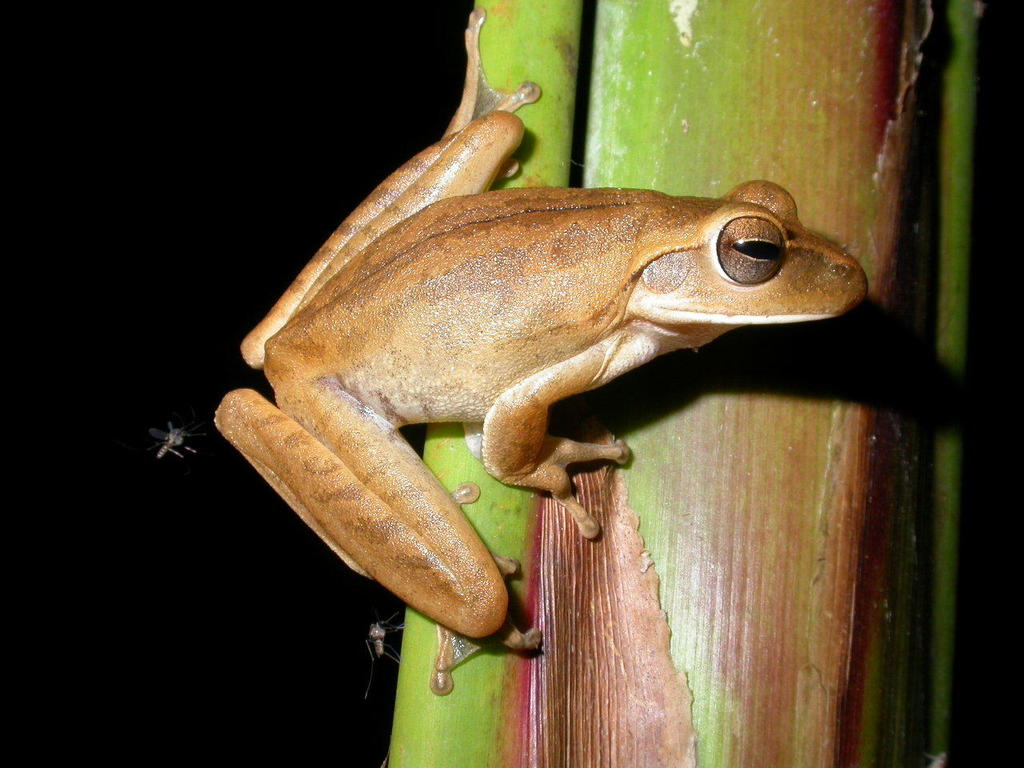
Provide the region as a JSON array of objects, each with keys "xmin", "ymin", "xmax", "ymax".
[{"xmin": 388, "ymin": 3, "xmax": 582, "ymax": 767}]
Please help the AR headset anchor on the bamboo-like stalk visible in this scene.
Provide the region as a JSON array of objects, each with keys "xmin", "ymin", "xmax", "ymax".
[
  {"xmin": 389, "ymin": 0, "xmax": 971, "ymax": 765},
  {"xmin": 583, "ymin": 1, "xmax": 956, "ymax": 764},
  {"xmin": 388, "ymin": 4, "xmax": 582, "ymax": 767}
]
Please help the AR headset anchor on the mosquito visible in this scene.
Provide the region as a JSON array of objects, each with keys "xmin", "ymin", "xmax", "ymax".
[
  {"xmin": 365, "ymin": 611, "xmax": 404, "ymax": 698},
  {"xmin": 148, "ymin": 420, "xmax": 205, "ymax": 459}
]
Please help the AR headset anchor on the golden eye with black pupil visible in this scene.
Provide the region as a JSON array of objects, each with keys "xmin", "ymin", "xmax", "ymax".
[{"xmin": 717, "ymin": 216, "xmax": 785, "ymax": 284}]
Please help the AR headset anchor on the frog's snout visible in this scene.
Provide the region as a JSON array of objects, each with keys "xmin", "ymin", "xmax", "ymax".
[
  {"xmin": 819, "ymin": 252, "xmax": 868, "ymax": 319},
  {"xmin": 834, "ymin": 252, "xmax": 869, "ymax": 314}
]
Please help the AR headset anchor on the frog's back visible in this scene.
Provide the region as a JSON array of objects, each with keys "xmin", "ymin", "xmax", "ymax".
[{"xmin": 319, "ymin": 187, "xmax": 689, "ymax": 295}]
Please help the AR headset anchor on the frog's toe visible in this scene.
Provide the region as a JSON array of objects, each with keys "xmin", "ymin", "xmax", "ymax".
[
  {"xmin": 519, "ymin": 627, "xmax": 542, "ymax": 649},
  {"xmin": 612, "ymin": 438, "xmax": 631, "ymax": 465},
  {"xmin": 544, "ymin": 435, "xmax": 631, "ymax": 469},
  {"xmin": 556, "ymin": 493, "xmax": 601, "ymax": 540},
  {"xmin": 511, "ymin": 80, "xmax": 541, "ymax": 106},
  {"xmin": 492, "ymin": 553, "xmax": 521, "ymax": 577},
  {"xmin": 502, "ymin": 624, "xmax": 543, "ymax": 651},
  {"xmin": 451, "ymin": 481, "xmax": 480, "ymax": 505},
  {"xmin": 431, "ymin": 671, "xmax": 455, "ymax": 696}
]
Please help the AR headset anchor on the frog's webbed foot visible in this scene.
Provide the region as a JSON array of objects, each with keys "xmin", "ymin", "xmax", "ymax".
[
  {"xmin": 431, "ymin": 620, "xmax": 542, "ymax": 696},
  {"xmin": 445, "ymin": 8, "xmax": 541, "ymax": 136},
  {"xmin": 431, "ymin": 624, "xmax": 482, "ymax": 696}
]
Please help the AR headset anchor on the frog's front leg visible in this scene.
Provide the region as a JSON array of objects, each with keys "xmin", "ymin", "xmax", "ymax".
[
  {"xmin": 216, "ymin": 383, "xmax": 514, "ymax": 640},
  {"xmin": 479, "ymin": 340, "xmax": 635, "ymax": 539}
]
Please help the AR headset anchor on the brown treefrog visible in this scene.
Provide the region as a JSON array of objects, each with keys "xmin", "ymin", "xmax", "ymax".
[{"xmin": 216, "ymin": 10, "xmax": 867, "ymax": 694}]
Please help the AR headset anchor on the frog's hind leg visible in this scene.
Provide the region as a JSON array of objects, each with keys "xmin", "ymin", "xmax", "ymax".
[{"xmin": 215, "ymin": 385, "xmax": 509, "ymax": 640}]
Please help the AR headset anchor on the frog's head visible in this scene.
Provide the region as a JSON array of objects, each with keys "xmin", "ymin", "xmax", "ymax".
[{"xmin": 628, "ymin": 180, "xmax": 867, "ymax": 342}]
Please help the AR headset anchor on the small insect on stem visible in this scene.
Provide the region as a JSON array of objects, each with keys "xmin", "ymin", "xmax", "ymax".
[
  {"xmin": 148, "ymin": 420, "xmax": 205, "ymax": 459},
  {"xmin": 365, "ymin": 611, "xmax": 404, "ymax": 699}
]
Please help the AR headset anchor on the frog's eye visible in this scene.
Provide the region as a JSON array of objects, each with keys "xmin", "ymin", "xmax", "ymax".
[{"xmin": 717, "ymin": 216, "xmax": 784, "ymax": 284}]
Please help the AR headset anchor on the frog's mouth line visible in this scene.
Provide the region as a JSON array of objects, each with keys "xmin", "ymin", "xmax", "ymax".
[
  {"xmin": 681, "ymin": 310, "xmax": 840, "ymax": 324},
  {"xmin": 641, "ymin": 306, "xmax": 841, "ymax": 326}
]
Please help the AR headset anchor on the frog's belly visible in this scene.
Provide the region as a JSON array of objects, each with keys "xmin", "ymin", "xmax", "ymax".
[
  {"xmin": 335, "ymin": 360, "xmax": 519, "ymax": 426},
  {"xmin": 333, "ymin": 325, "xmax": 678, "ymax": 428}
]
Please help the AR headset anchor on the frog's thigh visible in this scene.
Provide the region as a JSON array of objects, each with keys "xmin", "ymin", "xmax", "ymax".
[
  {"xmin": 481, "ymin": 346, "xmax": 628, "ymax": 492},
  {"xmin": 216, "ymin": 387, "xmax": 507, "ymax": 639}
]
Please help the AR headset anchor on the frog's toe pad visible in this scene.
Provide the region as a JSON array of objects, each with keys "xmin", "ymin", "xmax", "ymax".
[
  {"xmin": 492, "ymin": 553, "xmax": 521, "ymax": 577},
  {"xmin": 612, "ymin": 438, "xmax": 631, "ymax": 465},
  {"xmin": 431, "ymin": 671, "xmax": 454, "ymax": 696},
  {"xmin": 520, "ymin": 627, "xmax": 542, "ymax": 649},
  {"xmin": 558, "ymin": 494, "xmax": 601, "ymax": 539},
  {"xmin": 451, "ymin": 482, "xmax": 480, "ymax": 505}
]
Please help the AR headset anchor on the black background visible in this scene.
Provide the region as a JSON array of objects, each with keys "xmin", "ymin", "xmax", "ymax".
[
  {"xmin": 82, "ymin": 4, "xmax": 476, "ymax": 764},
  {"xmin": 67, "ymin": 1, "xmax": 1000, "ymax": 763}
]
